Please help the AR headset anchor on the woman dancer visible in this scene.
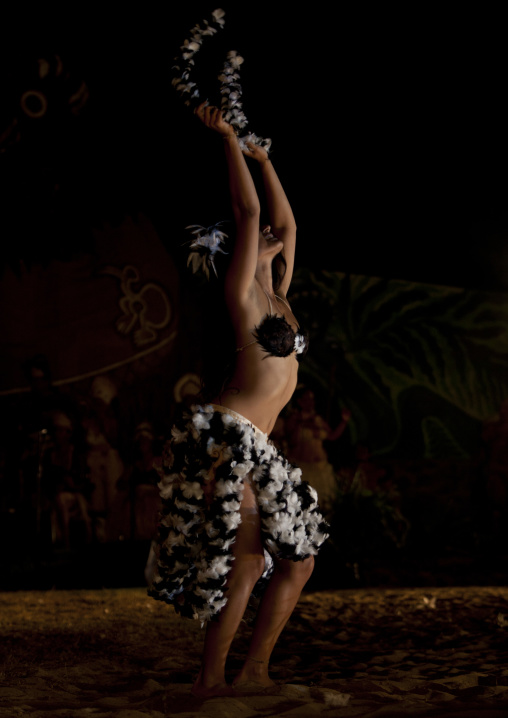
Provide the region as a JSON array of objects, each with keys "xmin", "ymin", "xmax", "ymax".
[{"xmin": 149, "ymin": 102, "xmax": 328, "ymax": 697}]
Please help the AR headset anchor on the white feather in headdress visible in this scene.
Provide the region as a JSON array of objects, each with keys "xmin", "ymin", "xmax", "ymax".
[{"xmin": 185, "ymin": 223, "xmax": 229, "ymax": 279}]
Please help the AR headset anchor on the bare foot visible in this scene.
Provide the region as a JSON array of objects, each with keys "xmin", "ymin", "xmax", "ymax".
[
  {"xmin": 191, "ymin": 680, "xmax": 237, "ymax": 699},
  {"xmin": 233, "ymin": 665, "xmax": 276, "ymax": 693},
  {"xmin": 232, "ymin": 679, "xmax": 278, "ymax": 695}
]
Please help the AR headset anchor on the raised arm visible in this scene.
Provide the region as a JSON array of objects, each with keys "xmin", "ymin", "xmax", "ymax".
[
  {"xmin": 243, "ymin": 143, "xmax": 297, "ymax": 297},
  {"xmin": 195, "ymin": 103, "xmax": 260, "ymax": 301}
]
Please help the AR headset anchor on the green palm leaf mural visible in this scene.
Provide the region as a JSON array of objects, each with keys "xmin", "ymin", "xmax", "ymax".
[{"xmin": 290, "ymin": 269, "xmax": 508, "ymax": 459}]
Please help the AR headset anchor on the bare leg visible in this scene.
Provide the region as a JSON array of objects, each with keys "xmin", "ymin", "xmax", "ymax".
[
  {"xmin": 192, "ymin": 477, "xmax": 265, "ymax": 698},
  {"xmin": 233, "ymin": 554, "xmax": 315, "ymax": 689}
]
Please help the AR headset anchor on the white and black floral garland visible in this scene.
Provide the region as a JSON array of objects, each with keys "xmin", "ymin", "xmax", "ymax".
[
  {"xmin": 148, "ymin": 404, "xmax": 329, "ymax": 624},
  {"xmin": 171, "ymin": 8, "xmax": 272, "ymax": 154}
]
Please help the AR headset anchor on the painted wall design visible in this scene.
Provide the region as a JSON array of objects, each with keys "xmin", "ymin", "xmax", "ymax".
[
  {"xmin": 0, "ymin": 214, "xmax": 179, "ymax": 394},
  {"xmin": 290, "ymin": 269, "xmax": 508, "ymax": 460}
]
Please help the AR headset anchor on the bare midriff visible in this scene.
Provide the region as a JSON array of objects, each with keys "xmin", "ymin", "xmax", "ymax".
[{"xmin": 210, "ymin": 342, "xmax": 299, "ymax": 436}]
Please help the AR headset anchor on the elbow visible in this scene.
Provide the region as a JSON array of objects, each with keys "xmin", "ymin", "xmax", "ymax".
[
  {"xmin": 233, "ymin": 201, "xmax": 260, "ymax": 219},
  {"xmin": 274, "ymin": 218, "xmax": 297, "ymax": 234},
  {"xmin": 241, "ymin": 206, "xmax": 261, "ymax": 221}
]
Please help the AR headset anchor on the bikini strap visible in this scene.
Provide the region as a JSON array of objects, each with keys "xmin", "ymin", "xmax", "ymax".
[
  {"xmin": 236, "ymin": 339, "xmax": 257, "ymax": 353},
  {"xmin": 275, "ymin": 294, "xmax": 291, "ymax": 311},
  {"xmin": 263, "ymin": 289, "xmax": 274, "ymax": 314}
]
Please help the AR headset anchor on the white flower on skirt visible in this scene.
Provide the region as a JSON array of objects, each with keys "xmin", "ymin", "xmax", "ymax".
[
  {"xmin": 231, "ymin": 460, "xmax": 254, "ymax": 478},
  {"xmin": 221, "ymin": 413, "xmax": 238, "ymax": 429},
  {"xmin": 171, "ymin": 560, "xmax": 191, "ymax": 574},
  {"xmin": 258, "ymin": 495, "xmax": 284, "ymax": 513},
  {"xmin": 171, "ymin": 426, "xmax": 188, "ymax": 444},
  {"xmin": 262, "ymin": 442, "xmax": 277, "ymax": 461},
  {"xmin": 195, "ymin": 556, "xmax": 230, "ymax": 582},
  {"xmin": 251, "ymin": 464, "xmax": 266, "ymax": 483},
  {"xmin": 215, "ymin": 478, "xmax": 238, "ymax": 497},
  {"xmin": 211, "ymin": 555, "xmax": 230, "ymax": 574},
  {"xmin": 264, "ymin": 537, "xmax": 278, "ymax": 554},
  {"xmin": 195, "ymin": 586, "xmax": 214, "ymax": 600},
  {"xmin": 163, "ymin": 531, "xmax": 186, "ymax": 548},
  {"xmin": 222, "ymin": 537, "xmax": 235, "ymax": 551},
  {"xmin": 263, "ymin": 515, "xmax": 280, "ymax": 537},
  {"xmin": 291, "ymin": 538, "xmax": 307, "ymax": 556},
  {"xmin": 307, "ymin": 485, "xmax": 318, "ymax": 503},
  {"xmin": 174, "ymin": 496, "xmax": 199, "ymax": 512},
  {"xmin": 194, "ymin": 604, "xmax": 215, "ymax": 624},
  {"xmin": 258, "ymin": 477, "xmax": 283, "ymax": 497},
  {"xmin": 257, "ymin": 486, "xmax": 281, "ymax": 507},
  {"xmin": 206, "ymin": 437, "xmax": 222, "ymax": 458},
  {"xmin": 222, "ymin": 499, "xmax": 241, "ymax": 513},
  {"xmin": 262, "ymin": 549, "xmax": 274, "ymax": 575},
  {"xmin": 169, "ymin": 513, "xmax": 197, "ymax": 536},
  {"xmin": 159, "ymin": 479, "xmax": 176, "ymax": 500},
  {"xmin": 214, "ymin": 597, "xmax": 227, "ymax": 612},
  {"xmin": 293, "ymin": 525, "xmax": 307, "ymax": 543},
  {"xmin": 288, "ymin": 466, "xmax": 302, "ymax": 482},
  {"xmin": 286, "ymin": 491, "xmax": 300, "ymax": 514},
  {"xmin": 222, "ymin": 512, "xmax": 242, "ymax": 532},
  {"xmin": 205, "ymin": 522, "xmax": 220, "ymax": 538},
  {"xmin": 197, "ymin": 567, "xmax": 220, "ymax": 583},
  {"xmin": 193, "ymin": 411, "xmax": 211, "ymax": 432},
  {"xmin": 269, "ymin": 461, "xmax": 289, "ymax": 483},
  {"xmin": 279, "ymin": 528, "xmax": 296, "ymax": 545},
  {"xmin": 251, "ymin": 432, "xmax": 268, "ymax": 453},
  {"xmin": 272, "ymin": 511, "xmax": 296, "ymax": 537},
  {"xmin": 313, "ymin": 530, "xmax": 328, "ymax": 546},
  {"xmin": 181, "ymin": 481, "xmax": 204, "ymax": 500}
]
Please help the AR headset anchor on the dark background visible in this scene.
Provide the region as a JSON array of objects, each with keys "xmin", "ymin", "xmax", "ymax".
[
  {"xmin": 1, "ymin": 4, "xmax": 507, "ymax": 590},
  {"xmin": 1, "ymin": 2, "xmax": 507, "ymax": 290}
]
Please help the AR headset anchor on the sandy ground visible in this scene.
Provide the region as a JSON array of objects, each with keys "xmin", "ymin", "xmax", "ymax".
[{"xmin": 1, "ymin": 585, "xmax": 508, "ymax": 717}]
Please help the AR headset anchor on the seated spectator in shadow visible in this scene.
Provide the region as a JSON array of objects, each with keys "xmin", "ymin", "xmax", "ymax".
[
  {"xmin": 44, "ymin": 410, "xmax": 92, "ymax": 549},
  {"xmin": 118, "ymin": 422, "xmax": 162, "ymax": 586},
  {"xmin": 130, "ymin": 422, "xmax": 160, "ymax": 541},
  {"xmin": 15, "ymin": 354, "xmax": 79, "ymax": 505},
  {"xmin": 82, "ymin": 375, "xmax": 124, "ymax": 542},
  {"xmin": 18, "ymin": 354, "xmax": 80, "ymax": 442},
  {"xmin": 108, "ymin": 421, "xmax": 161, "ymax": 543},
  {"xmin": 285, "ymin": 387, "xmax": 351, "ymax": 515}
]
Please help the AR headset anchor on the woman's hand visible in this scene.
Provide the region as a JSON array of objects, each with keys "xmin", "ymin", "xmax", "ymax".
[
  {"xmin": 194, "ymin": 101, "xmax": 235, "ymax": 138},
  {"xmin": 242, "ymin": 141, "xmax": 269, "ymax": 163}
]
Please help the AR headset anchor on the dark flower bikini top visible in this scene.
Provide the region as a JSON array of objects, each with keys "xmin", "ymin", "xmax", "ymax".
[{"xmin": 236, "ymin": 291, "xmax": 308, "ymax": 361}]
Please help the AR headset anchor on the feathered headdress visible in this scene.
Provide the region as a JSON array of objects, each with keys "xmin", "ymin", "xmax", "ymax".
[
  {"xmin": 185, "ymin": 223, "xmax": 229, "ymax": 279},
  {"xmin": 171, "ymin": 8, "xmax": 271, "ymax": 153}
]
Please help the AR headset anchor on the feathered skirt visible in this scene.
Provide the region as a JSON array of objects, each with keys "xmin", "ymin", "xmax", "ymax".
[{"xmin": 148, "ymin": 403, "xmax": 329, "ymax": 623}]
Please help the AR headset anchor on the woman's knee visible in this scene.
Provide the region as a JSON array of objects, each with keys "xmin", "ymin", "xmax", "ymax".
[
  {"xmin": 230, "ymin": 551, "xmax": 266, "ymax": 584},
  {"xmin": 275, "ymin": 555, "xmax": 314, "ymax": 582}
]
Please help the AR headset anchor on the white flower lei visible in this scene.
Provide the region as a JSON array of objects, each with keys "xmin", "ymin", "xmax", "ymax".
[
  {"xmin": 149, "ymin": 404, "xmax": 329, "ymax": 623},
  {"xmin": 171, "ymin": 8, "xmax": 271, "ymax": 154}
]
